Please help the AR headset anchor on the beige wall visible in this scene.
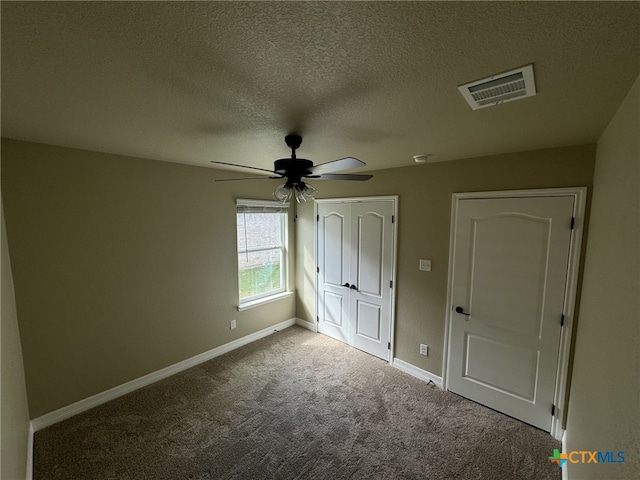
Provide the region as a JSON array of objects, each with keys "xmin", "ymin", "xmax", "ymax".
[
  {"xmin": 565, "ymin": 76, "xmax": 639, "ymax": 479},
  {"xmin": 1, "ymin": 137, "xmax": 598, "ymax": 426},
  {"xmin": 1, "ymin": 139, "xmax": 296, "ymax": 418},
  {"xmin": 1, "ymin": 198, "xmax": 31, "ymax": 480},
  {"xmin": 296, "ymin": 145, "xmax": 596, "ymax": 375}
]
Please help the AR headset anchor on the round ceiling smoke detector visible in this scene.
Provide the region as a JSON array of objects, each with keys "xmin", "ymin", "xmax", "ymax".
[{"xmin": 413, "ymin": 154, "xmax": 432, "ymax": 163}]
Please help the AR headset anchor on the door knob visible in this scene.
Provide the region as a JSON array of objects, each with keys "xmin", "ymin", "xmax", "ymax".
[
  {"xmin": 455, "ymin": 306, "xmax": 470, "ymax": 315},
  {"xmin": 350, "ymin": 284, "xmax": 358, "ymax": 291},
  {"xmin": 342, "ymin": 283, "xmax": 351, "ymax": 288}
]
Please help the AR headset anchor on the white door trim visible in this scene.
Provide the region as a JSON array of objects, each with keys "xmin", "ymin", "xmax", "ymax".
[
  {"xmin": 443, "ymin": 187, "xmax": 587, "ymax": 440},
  {"xmin": 314, "ymin": 196, "xmax": 399, "ymax": 361}
]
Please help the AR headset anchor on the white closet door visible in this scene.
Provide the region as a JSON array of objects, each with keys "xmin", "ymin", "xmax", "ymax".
[
  {"xmin": 317, "ymin": 203, "xmax": 351, "ymax": 344},
  {"xmin": 317, "ymin": 200, "xmax": 395, "ymax": 361},
  {"xmin": 350, "ymin": 202, "xmax": 394, "ymax": 360}
]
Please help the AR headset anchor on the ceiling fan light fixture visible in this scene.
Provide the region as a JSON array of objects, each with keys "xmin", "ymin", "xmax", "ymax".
[
  {"xmin": 272, "ymin": 182, "xmax": 318, "ymax": 204},
  {"xmin": 294, "ymin": 182, "xmax": 318, "ymax": 203},
  {"xmin": 273, "ymin": 184, "xmax": 293, "ymax": 203}
]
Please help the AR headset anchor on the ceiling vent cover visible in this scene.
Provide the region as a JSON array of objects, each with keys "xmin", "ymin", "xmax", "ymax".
[{"xmin": 458, "ymin": 64, "xmax": 536, "ymax": 110}]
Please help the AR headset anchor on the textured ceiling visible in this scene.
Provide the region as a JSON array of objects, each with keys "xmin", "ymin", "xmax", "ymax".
[{"xmin": 2, "ymin": 2, "xmax": 639, "ymax": 173}]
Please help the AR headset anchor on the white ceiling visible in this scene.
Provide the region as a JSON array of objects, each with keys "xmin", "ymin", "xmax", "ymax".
[{"xmin": 2, "ymin": 2, "xmax": 639, "ymax": 174}]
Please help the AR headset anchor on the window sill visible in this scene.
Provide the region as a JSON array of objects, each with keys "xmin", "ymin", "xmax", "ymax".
[{"xmin": 237, "ymin": 291, "xmax": 293, "ymax": 312}]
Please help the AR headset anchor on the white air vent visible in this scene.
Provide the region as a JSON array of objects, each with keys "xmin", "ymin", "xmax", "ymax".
[{"xmin": 458, "ymin": 64, "xmax": 536, "ymax": 110}]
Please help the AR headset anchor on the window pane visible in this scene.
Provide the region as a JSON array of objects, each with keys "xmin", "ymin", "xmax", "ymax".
[
  {"xmin": 238, "ymin": 249, "xmax": 282, "ymax": 300},
  {"xmin": 237, "ymin": 212, "xmax": 283, "ymax": 251}
]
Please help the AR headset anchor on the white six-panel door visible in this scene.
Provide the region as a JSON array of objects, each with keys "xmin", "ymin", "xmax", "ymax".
[
  {"xmin": 317, "ymin": 199, "xmax": 395, "ymax": 361},
  {"xmin": 316, "ymin": 203, "xmax": 351, "ymax": 344},
  {"xmin": 447, "ymin": 195, "xmax": 575, "ymax": 431}
]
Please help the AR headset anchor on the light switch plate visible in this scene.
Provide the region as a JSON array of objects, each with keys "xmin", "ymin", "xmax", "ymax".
[{"xmin": 419, "ymin": 259, "xmax": 432, "ymax": 271}]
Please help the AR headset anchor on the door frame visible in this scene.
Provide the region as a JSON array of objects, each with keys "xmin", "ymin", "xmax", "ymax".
[
  {"xmin": 443, "ymin": 187, "xmax": 587, "ymax": 440},
  {"xmin": 314, "ymin": 196, "xmax": 399, "ymax": 361}
]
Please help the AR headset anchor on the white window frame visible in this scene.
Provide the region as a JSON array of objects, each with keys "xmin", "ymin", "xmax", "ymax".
[{"xmin": 236, "ymin": 199, "xmax": 289, "ymax": 310}]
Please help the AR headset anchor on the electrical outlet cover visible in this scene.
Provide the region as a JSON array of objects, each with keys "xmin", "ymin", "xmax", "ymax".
[{"xmin": 419, "ymin": 259, "xmax": 432, "ymax": 271}]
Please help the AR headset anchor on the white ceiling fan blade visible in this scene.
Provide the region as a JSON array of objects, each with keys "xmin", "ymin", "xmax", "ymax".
[
  {"xmin": 311, "ymin": 173, "xmax": 373, "ymax": 181},
  {"xmin": 211, "ymin": 160, "xmax": 276, "ymax": 175},
  {"xmin": 307, "ymin": 157, "xmax": 365, "ymax": 175},
  {"xmin": 215, "ymin": 176, "xmax": 283, "ymax": 182}
]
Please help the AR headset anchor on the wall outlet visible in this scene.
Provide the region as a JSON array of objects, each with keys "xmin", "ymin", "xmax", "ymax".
[
  {"xmin": 420, "ymin": 344, "xmax": 428, "ymax": 356},
  {"xmin": 230, "ymin": 319, "xmax": 237, "ymax": 330},
  {"xmin": 419, "ymin": 259, "xmax": 432, "ymax": 271}
]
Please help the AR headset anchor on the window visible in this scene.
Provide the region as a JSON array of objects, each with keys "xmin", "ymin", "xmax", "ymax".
[{"xmin": 236, "ymin": 199, "xmax": 288, "ymax": 307}]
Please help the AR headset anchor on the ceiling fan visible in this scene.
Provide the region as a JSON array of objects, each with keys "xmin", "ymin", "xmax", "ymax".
[{"xmin": 211, "ymin": 134, "xmax": 373, "ymax": 203}]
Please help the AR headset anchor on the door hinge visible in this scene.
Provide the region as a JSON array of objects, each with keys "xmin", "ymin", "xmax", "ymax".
[
  {"xmin": 317, "ymin": 214, "xmax": 320, "ymax": 222},
  {"xmin": 317, "ymin": 266, "xmax": 320, "ymax": 273},
  {"xmin": 551, "ymin": 404, "xmax": 556, "ymax": 416},
  {"xmin": 570, "ymin": 217, "xmax": 575, "ymax": 229},
  {"xmin": 391, "ymin": 215, "xmax": 395, "ymax": 224},
  {"xmin": 560, "ymin": 314, "xmax": 565, "ymax": 327},
  {"xmin": 317, "ymin": 316, "xmax": 319, "ymax": 323},
  {"xmin": 390, "ymin": 280, "xmax": 393, "ymax": 288},
  {"xmin": 388, "ymin": 342, "xmax": 391, "ymax": 350}
]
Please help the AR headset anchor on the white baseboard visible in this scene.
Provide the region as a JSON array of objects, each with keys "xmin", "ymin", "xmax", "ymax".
[
  {"xmin": 31, "ymin": 318, "xmax": 297, "ymax": 431},
  {"xmin": 26, "ymin": 421, "xmax": 34, "ymax": 480},
  {"xmin": 295, "ymin": 318, "xmax": 316, "ymax": 332},
  {"xmin": 551, "ymin": 417, "xmax": 565, "ymax": 441},
  {"xmin": 562, "ymin": 430, "xmax": 568, "ymax": 480},
  {"xmin": 392, "ymin": 358, "xmax": 443, "ymax": 389}
]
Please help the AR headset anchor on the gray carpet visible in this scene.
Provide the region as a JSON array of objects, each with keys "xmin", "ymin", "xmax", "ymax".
[{"xmin": 34, "ymin": 326, "xmax": 561, "ymax": 479}]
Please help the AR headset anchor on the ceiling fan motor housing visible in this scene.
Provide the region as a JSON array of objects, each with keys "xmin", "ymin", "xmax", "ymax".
[{"xmin": 274, "ymin": 158, "xmax": 313, "ymax": 184}]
